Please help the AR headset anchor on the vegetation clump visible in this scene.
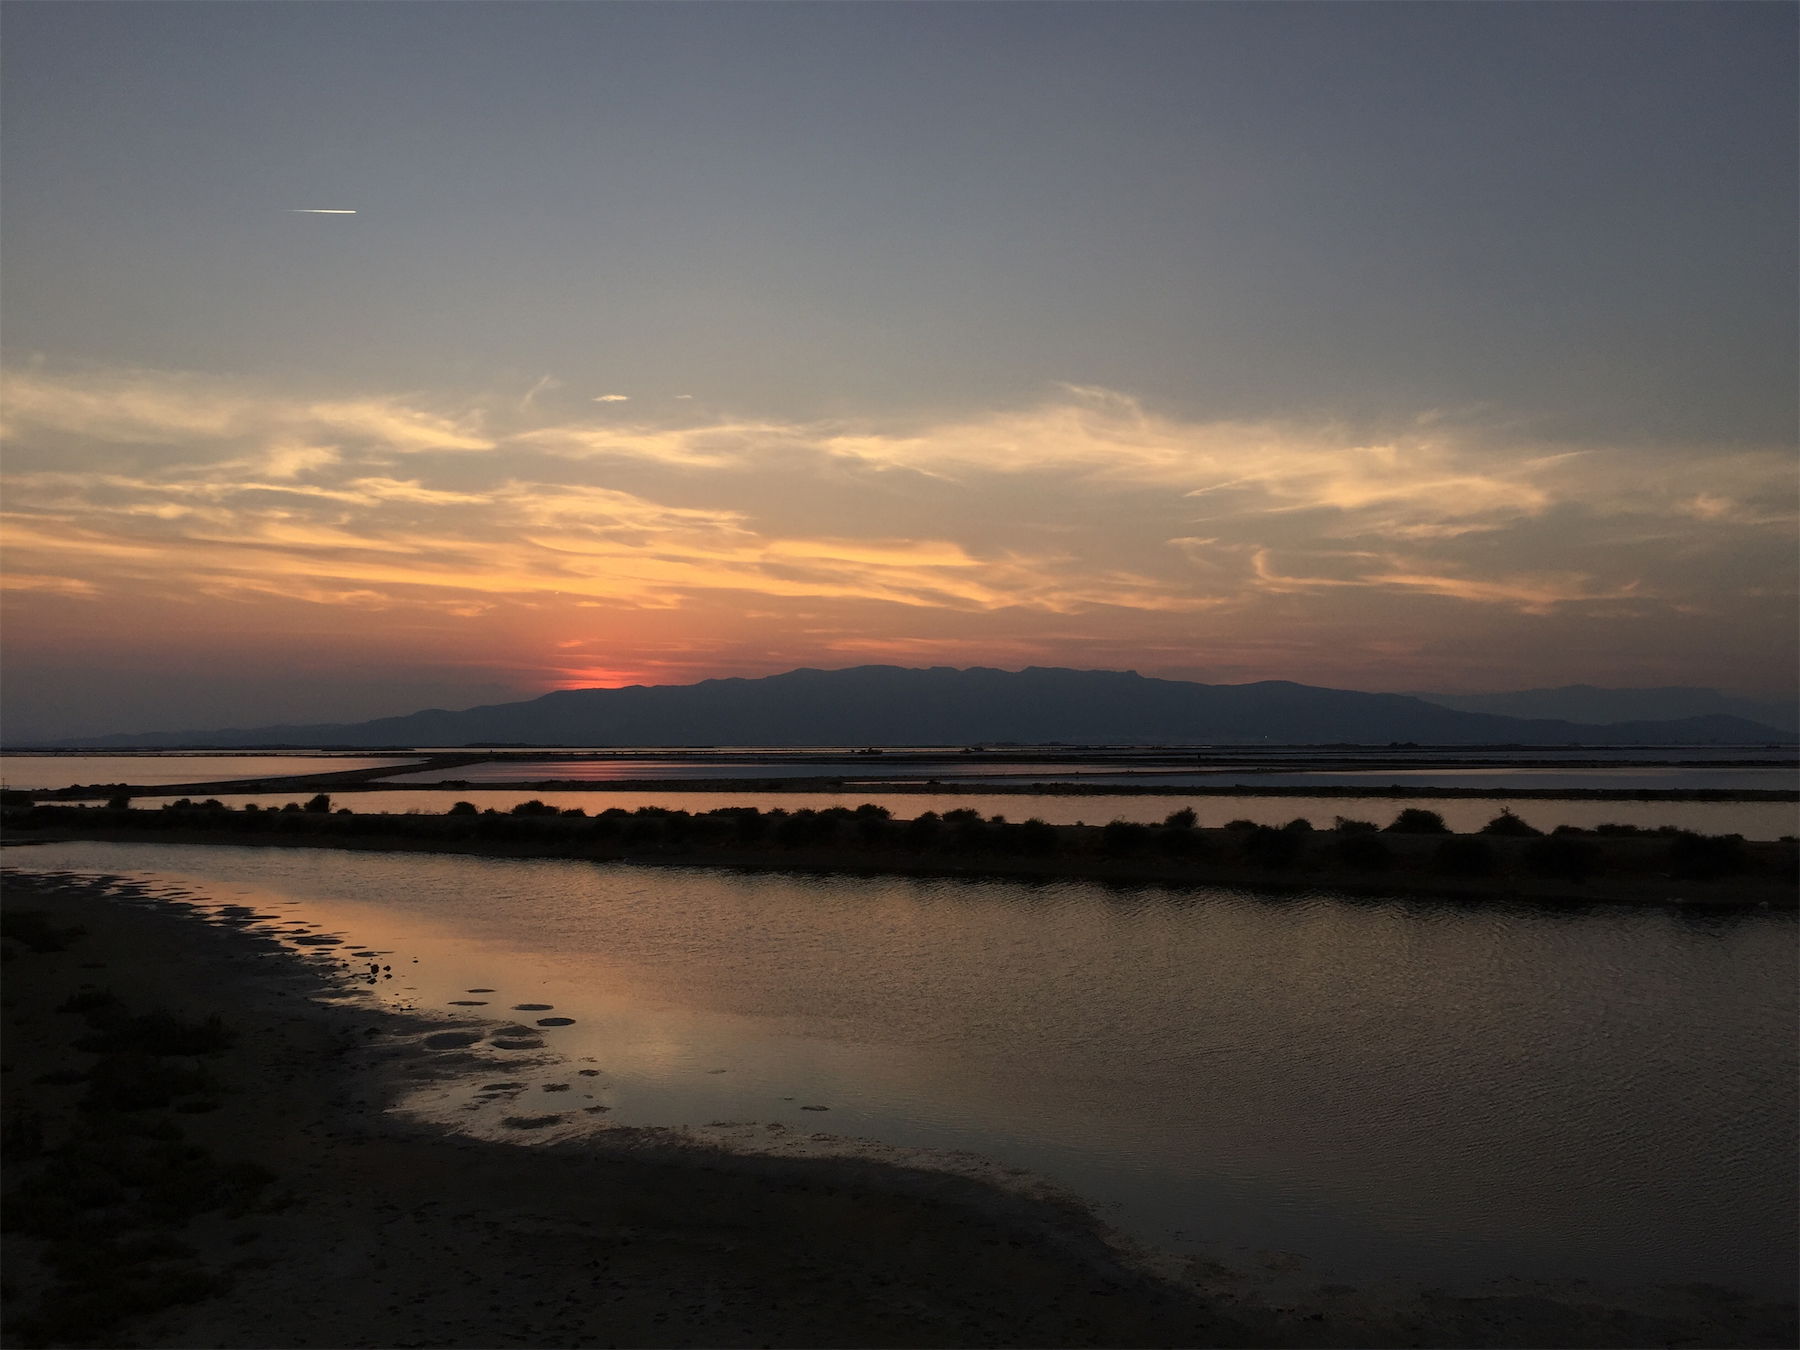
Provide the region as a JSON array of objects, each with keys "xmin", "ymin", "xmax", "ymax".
[
  {"xmin": 1522, "ymin": 834, "xmax": 1601, "ymax": 882},
  {"xmin": 5, "ymin": 797, "xmax": 1793, "ymax": 907},
  {"xmin": 1480, "ymin": 810, "xmax": 1543, "ymax": 837},
  {"xmin": 1665, "ymin": 830, "xmax": 1748, "ymax": 880},
  {"xmin": 1384, "ymin": 808, "xmax": 1450, "ymax": 835}
]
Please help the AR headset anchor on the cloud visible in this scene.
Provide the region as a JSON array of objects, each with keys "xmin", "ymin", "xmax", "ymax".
[
  {"xmin": 2, "ymin": 362, "xmax": 1793, "ymax": 697},
  {"xmin": 592, "ymin": 393, "xmax": 630, "ymax": 403},
  {"xmin": 0, "ymin": 366, "xmax": 493, "ymax": 458},
  {"xmin": 519, "ymin": 374, "xmax": 560, "ymax": 412},
  {"xmin": 0, "ymin": 573, "xmax": 99, "ymax": 599}
]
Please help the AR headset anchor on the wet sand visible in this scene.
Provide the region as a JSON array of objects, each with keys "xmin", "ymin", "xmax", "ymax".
[{"xmin": 3, "ymin": 868, "xmax": 1795, "ymax": 1348}]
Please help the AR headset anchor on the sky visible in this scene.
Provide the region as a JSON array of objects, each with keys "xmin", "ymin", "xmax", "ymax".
[{"xmin": 2, "ymin": 1, "xmax": 1795, "ymax": 740}]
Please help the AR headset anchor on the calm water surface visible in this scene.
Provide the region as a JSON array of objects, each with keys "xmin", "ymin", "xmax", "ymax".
[
  {"xmin": 384, "ymin": 759, "xmax": 1798, "ymax": 794},
  {"xmin": 0, "ymin": 754, "xmax": 422, "ymax": 791},
  {"xmin": 8, "ymin": 840, "xmax": 1794, "ymax": 1297}
]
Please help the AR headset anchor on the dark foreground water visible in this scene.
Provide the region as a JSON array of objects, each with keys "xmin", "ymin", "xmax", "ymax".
[{"xmin": 8, "ymin": 840, "xmax": 1795, "ymax": 1297}]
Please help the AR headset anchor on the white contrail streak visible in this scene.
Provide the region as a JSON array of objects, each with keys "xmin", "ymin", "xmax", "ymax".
[{"xmin": 289, "ymin": 208, "xmax": 357, "ymax": 214}]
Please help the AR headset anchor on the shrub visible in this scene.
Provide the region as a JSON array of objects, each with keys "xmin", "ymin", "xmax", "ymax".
[
  {"xmin": 1158, "ymin": 828, "xmax": 1206, "ymax": 859},
  {"xmin": 302, "ymin": 794, "xmax": 332, "ymax": 814},
  {"xmin": 1523, "ymin": 835, "xmax": 1600, "ymax": 882},
  {"xmin": 1014, "ymin": 818, "xmax": 1060, "ymax": 854},
  {"xmin": 1101, "ymin": 820, "xmax": 1151, "ymax": 855},
  {"xmin": 446, "ymin": 801, "xmax": 478, "ymax": 816},
  {"xmin": 1281, "ymin": 817, "xmax": 1313, "ymax": 833},
  {"xmin": 1162, "ymin": 807, "xmax": 1197, "ymax": 829},
  {"xmin": 944, "ymin": 815, "xmax": 990, "ymax": 852},
  {"xmin": 1333, "ymin": 816, "xmax": 1379, "ymax": 834},
  {"xmin": 901, "ymin": 812, "xmax": 942, "ymax": 849},
  {"xmin": 1385, "ymin": 808, "xmax": 1450, "ymax": 835},
  {"xmin": 775, "ymin": 810, "xmax": 831, "ymax": 846},
  {"xmin": 1335, "ymin": 834, "xmax": 1393, "ymax": 871},
  {"xmin": 1240, "ymin": 824, "xmax": 1306, "ymax": 867},
  {"xmin": 623, "ymin": 816, "xmax": 667, "ymax": 846},
  {"xmin": 1480, "ymin": 809, "xmax": 1542, "ymax": 837},
  {"xmin": 1433, "ymin": 836, "xmax": 1497, "ymax": 877},
  {"xmin": 1665, "ymin": 831, "xmax": 1748, "ymax": 880}
]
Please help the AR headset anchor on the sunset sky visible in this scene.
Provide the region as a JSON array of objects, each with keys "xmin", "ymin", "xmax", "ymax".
[{"xmin": 3, "ymin": 1, "xmax": 1795, "ymax": 740}]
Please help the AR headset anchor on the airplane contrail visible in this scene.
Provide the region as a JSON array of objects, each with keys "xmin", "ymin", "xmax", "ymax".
[{"xmin": 289, "ymin": 208, "xmax": 357, "ymax": 214}]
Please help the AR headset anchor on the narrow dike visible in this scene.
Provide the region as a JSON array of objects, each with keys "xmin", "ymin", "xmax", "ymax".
[{"xmin": 6, "ymin": 800, "xmax": 1795, "ymax": 908}]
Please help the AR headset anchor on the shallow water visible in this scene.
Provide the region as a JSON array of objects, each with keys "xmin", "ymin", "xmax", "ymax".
[
  {"xmin": 128, "ymin": 788, "xmax": 1800, "ymax": 839},
  {"xmin": 383, "ymin": 757, "xmax": 1798, "ymax": 794},
  {"xmin": 0, "ymin": 754, "xmax": 422, "ymax": 791},
  {"xmin": 10, "ymin": 840, "xmax": 1796, "ymax": 1297}
]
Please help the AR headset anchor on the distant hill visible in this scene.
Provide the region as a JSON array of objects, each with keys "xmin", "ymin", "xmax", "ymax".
[
  {"xmin": 1408, "ymin": 684, "xmax": 1798, "ymax": 734},
  {"xmin": 35, "ymin": 666, "xmax": 1798, "ymax": 748}
]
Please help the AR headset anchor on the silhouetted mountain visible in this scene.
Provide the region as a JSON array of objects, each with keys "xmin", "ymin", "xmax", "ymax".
[
  {"xmin": 38, "ymin": 666, "xmax": 1798, "ymax": 748},
  {"xmin": 1408, "ymin": 684, "xmax": 1798, "ymax": 734}
]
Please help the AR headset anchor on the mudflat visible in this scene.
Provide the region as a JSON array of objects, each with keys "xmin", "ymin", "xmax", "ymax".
[{"xmin": 2, "ymin": 868, "xmax": 1794, "ymax": 1349}]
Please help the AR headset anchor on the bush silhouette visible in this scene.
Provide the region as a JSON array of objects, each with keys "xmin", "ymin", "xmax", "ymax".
[
  {"xmin": 1523, "ymin": 835, "xmax": 1600, "ymax": 882},
  {"xmin": 1665, "ymin": 831, "xmax": 1748, "ymax": 880},
  {"xmin": 1335, "ymin": 834, "xmax": 1393, "ymax": 871},
  {"xmin": 1384, "ymin": 808, "xmax": 1449, "ymax": 834},
  {"xmin": 1433, "ymin": 836, "xmax": 1497, "ymax": 877},
  {"xmin": 1480, "ymin": 810, "xmax": 1542, "ymax": 837},
  {"xmin": 902, "ymin": 812, "xmax": 942, "ymax": 850},
  {"xmin": 1101, "ymin": 820, "xmax": 1151, "ymax": 855},
  {"xmin": 1239, "ymin": 824, "xmax": 1306, "ymax": 868},
  {"xmin": 1163, "ymin": 807, "xmax": 1197, "ymax": 830}
]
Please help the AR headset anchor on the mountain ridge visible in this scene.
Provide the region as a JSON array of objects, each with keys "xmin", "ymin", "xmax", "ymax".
[
  {"xmin": 27, "ymin": 665, "xmax": 1796, "ymax": 749},
  {"xmin": 1406, "ymin": 684, "xmax": 1797, "ymax": 733}
]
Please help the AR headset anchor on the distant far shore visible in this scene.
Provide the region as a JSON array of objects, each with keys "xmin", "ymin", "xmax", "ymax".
[
  {"xmin": 17, "ymin": 777, "xmax": 1800, "ymax": 806},
  {"xmin": 7, "ymin": 800, "xmax": 1794, "ymax": 910}
]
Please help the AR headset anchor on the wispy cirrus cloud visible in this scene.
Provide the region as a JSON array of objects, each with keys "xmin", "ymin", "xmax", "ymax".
[{"xmin": 0, "ymin": 366, "xmax": 493, "ymax": 458}]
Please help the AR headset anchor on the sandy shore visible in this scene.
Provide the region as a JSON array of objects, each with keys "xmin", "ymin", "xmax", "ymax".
[{"xmin": 3, "ymin": 866, "xmax": 1795, "ymax": 1349}]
